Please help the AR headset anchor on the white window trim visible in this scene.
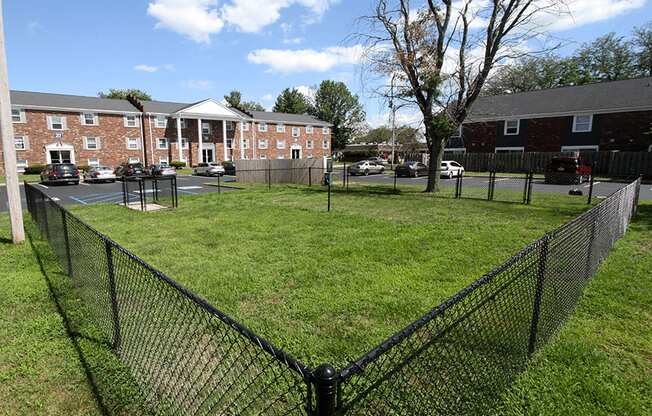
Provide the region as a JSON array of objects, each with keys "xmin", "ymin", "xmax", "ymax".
[
  {"xmin": 503, "ymin": 119, "xmax": 520, "ymax": 136},
  {"xmin": 179, "ymin": 119, "xmax": 187, "ymax": 129},
  {"xmin": 154, "ymin": 115, "xmax": 167, "ymax": 128},
  {"xmin": 495, "ymin": 146, "xmax": 524, "ymax": 153},
  {"xmin": 306, "ymin": 125, "xmax": 313, "ymax": 134},
  {"xmin": 226, "ymin": 138, "xmax": 233, "ymax": 149},
  {"xmin": 306, "ymin": 140, "xmax": 314, "ymax": 150},
  {"xmin": 276, "ymin": 139, "xmax": 286, "ymax": 149},
  {"xmin": 47, "ymin": 115, "xmax": 66, "ymax": 131},
  {"xmin": 572, "ymin": 114, "xmax": 593, "ymax": 133},
  {"xmin": 202, "ymin": 122, "xmax": 212, "ymax": 135},
  {"xmin": 126, "ymin": 137, "xmax": 140, "ymax": 150},
  {"xmin": 83, "ymin": 136, "xmax": 101, "ymax": 150},
  {"xmin": 322, "ymin": 126, "xmax": 329, "ymax": 134},
  {"xmin": 16, "ymin": 159, "xmax": 28, "ymax": 170},
  {"xmin": 226, "ymin": 121, "xmax": 235, "ymax": 131},
  {"xmin": 322, "ymin": 140, "xmax": 329, "ymax": 149},
  {"xmin": 12, "ymin": 108, "xmax": 26, "ymax": 123},
  {"xmin": 258, "ymin": 139, "xmax": 268, "ymax": 149},
  {"xmin": 259, "ymin": 154, "xmax": 267, "ymax": 159},
  {"xmin": 292, "ymin": 127, "xmax": 300, "ymax": 137},
  {"xmin": 276, "ymin": 123, "xmax": 285, "ymax": 133},
  {"xmin": 80, "ymin": 112, "xmax": 98, "ymax": 126},
  {"xmin": 258, "ymin": 122, "xmax": 267, "ymax": 132},
  {"xmin": 88, "ymin": 158, "xmax": 100, "ymax": 167},
  {"xmin": 128, "ymin": 157, "xmax": 140, "ymax": 163},
  {"xmin": 180, "ymin": 138, "xmax": 189, "ymax": 149},
  {"xmin": 242, "ymin": 139, "xmax": 249, "ymax": 149},
  {"xmin": 124, "ymin": 115, "xmax": 138, "ymax": 128},
  {"xmin": 157, "ymin": 138, "xmax": 169, "ymax": 150},
  {"xmin": 159, "ymin": 156, "xmax": 169, "ymax": 164},
  {"xmin": 14, "ymin": 135, "xmax": 29, "ymax": 151},
  {"xmin": 561, "ymin": 145, "xmax": 599, "ymax": 152}
]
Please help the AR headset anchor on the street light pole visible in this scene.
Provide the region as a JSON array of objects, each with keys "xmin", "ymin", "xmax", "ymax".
[
  {"xmin": 0, "ymin": 0, "xmax": 25, "ymax": 243},
  {"xmin": 389, "ymin": 74, "xmax": 396, "ymax": 169}
]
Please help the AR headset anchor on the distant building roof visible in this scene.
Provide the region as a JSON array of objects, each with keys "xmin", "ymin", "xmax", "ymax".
[
  {"xmin": 467, "ymin": 77, "xmax": 652, "ymax": 122},
  {"xmin": 10, "ymin": 90, "xmax": 140, "ymax": 113}
]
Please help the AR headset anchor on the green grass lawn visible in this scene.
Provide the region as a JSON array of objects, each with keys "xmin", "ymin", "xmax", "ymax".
[
  {"xmin": 0, "ymin": 173, "xmax": 40, "ymax": 184},
  {"xmin": 71, "ymin": 184, "xmax": 590, "ymax": 368},
  {"xmin": 497, "ymin": 203, "xmax": 652, "ymax": 416}
]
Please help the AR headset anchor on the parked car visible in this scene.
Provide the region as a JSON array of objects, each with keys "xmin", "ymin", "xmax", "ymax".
[
  {"xmin": 150, "ymin": 164, "xmax": 177, "ymax": 177},
  {"xmin": 222, "ymin": 161, "xmax": 236, "ymax": 176},
  {"xmin": 544, "ymin": 156, "xmax": 592, "ymax": 184},
  {"xmin": 367, "ymin": 157, "xmax": 390, "ymax": 167},
  {"xmin": 40, "ymin": 163, "xmax": 80, "ymax": 185},
  {"xmin": 348, "ymin": 160, "xmax": 385, "ymax": 176},
  {"xmin": 193, "ymin": 162, "xmax": 225, "ymax": 177},
  {"xmin": 115, "ymin": 162, "xmax": 146, "ymax": 179},
  {"xmin": 440, "ymin": 161, "xmax": 465, "ymax": 179},
  {"xmin": 395, "ymin": 161, "xmax": 429, "ymax": 178},
  {"xmin": 83, "ymin": 166, "xmax": 116, "ymax": 183}
]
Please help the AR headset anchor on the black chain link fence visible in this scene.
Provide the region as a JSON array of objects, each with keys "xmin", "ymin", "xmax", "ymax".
[
  {"xmin": 121, "ymin": 176, "xmax": 178, "ymax": 210},
  {"xmin": 25, "ymin": 176, "xmax": 641, "ymax": 415}
]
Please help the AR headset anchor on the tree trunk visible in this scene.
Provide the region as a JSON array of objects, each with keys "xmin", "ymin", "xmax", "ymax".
[{"xmin": 424, "ymin": 126, "xmax": 445, "ymax": 193}]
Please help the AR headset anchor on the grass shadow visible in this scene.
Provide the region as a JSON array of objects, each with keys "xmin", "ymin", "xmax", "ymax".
[{"xmin": 25, "ymin": 221, "xmax": 151, "ymax": 416}]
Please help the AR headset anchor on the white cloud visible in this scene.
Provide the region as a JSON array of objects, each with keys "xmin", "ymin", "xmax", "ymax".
[
  {"xmin": 147, "ymin": 0, "xmax": 224, "ymax": 43},
  {"xmin": 283, "ymin": 37, "xmax": 304, "ymax": 45},
  {"xmin": 134, "ymin": 64, "xmax": 159, "ymax": 73},
  {"xmin": 295, "ymin": 85, "xmax": 316, "ymax": 100},
  {"xmin": 546, "ymin": 0, "xmax": 646, "ymax": 31},
  {"xmin": 368, "ymin": 110, "xmax": 423, "ymax": 129},
  {"xmin": 27, "ymin": 21, "xmax": 42, "ymax": 35},
  {"xmin": 247, "ymin": 45, "xmax": 365, "ymax": 73},
  {"xmin": 261, "ymin": 93, "xmax": 274, "ymax": 101},
  {"xmin": 222, "ymin": 0, "xmax": 338, "ymax": 33},
  {"xmin": 180, "ymin": 79, "xmax": 214, "ymax": 89}
]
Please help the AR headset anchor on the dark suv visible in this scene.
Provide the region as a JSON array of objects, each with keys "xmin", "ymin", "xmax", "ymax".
[
  {"xmin": 544, "ymin": 156, "xmax": 592, "ymax": 184},
  {"xmin": 40, "ymin": 163, "xmax": 80, "ymax": 185},
  {"xmin": 115, "ymin": 162, "xmax": 146, "ymax": 179}
]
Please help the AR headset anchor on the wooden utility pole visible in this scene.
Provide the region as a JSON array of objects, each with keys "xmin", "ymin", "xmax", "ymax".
[{"xmin": 0, "ymin": 0, "xmax": 25, "ymax": 243}]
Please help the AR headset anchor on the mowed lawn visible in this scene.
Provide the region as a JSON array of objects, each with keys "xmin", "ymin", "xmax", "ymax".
[{"xmin": 72, "ymin": 184, "xmax": 590, "ymax": 367}]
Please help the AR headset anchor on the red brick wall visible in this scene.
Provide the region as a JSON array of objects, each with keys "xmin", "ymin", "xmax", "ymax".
[
  {"xmin": 598, "ymin": 111, "xmax": 652, "ymax": 151},
  {"xmin": 251, "ymin": 122, "xmax": 330, "ymax": 160},
  {"xmin": 464, "ymin": 122, "xmax": 496, "ymax": 153},
  {"xmin": 3, "ymin": 109, "xmax": 142, "ymax": 174}
]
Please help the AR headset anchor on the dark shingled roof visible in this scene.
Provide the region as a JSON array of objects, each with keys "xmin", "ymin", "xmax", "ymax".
[
  {"xmin": 467, "ymin": 77, "xmax": 652, "ymax": 122},
  {"xmin": 10, "ymin": 90, "xmax": 140, "ymax": 112},
  {"xmin": 140, "ymin": 99, "xmax": 189, "ymax": 114}
]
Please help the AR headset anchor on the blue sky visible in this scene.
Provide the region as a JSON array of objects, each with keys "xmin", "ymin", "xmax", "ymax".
[{"xmin": 5, "ymin": 0, "xmax": 652, "ymax": 127}]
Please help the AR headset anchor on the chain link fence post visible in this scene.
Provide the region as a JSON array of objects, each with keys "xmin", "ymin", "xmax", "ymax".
[
  {"xmin": 61, "ymin": 209, "xmax": 72, "ymax": 277},
  {"xmin": 587, "ymin": 164, "xmax": 595, "ymax": 205},
  {"xmin": 105, "ymin": 239, "xmax": 121, "ymax": 351},
  {"xmin": 313, "ymin": 364, "xmax": 337, "ymax": 416},
  {"xmin": 309, "ymin": 167, "xmax": 312, "ymax": 187},
  {"xmin": 526, "ymin": 171, "xmax": 534, "ymax": 205},
  {"xmin": 528, "ymin": 235, "xmax": 549, "ymax": 356}
]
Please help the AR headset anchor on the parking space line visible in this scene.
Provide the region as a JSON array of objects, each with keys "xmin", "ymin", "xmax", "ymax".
[
  {"xmin": 69, "ymin": 196, "xmax": 88, "ymax": 205},
  {"xmin": 178, "ymin": 189, "xmax": 199, "ymax": 195},
  {"xmin": 37, "ymin": 184, "xmax": 49, "ymax": 189},
  {"xmin": 82, "ymin": 192, "xmax": 124, "ymax": 203},
  {"xmin": 584, "ymin": 181, "xmax": 600, "ymax": 188}
]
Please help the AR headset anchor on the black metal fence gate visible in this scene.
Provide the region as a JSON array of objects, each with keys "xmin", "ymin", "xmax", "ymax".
[{"xmin": 24, "ymin": 177, "xmax": 641, "ymax": 415}]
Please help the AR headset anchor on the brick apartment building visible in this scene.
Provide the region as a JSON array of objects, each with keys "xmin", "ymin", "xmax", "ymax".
[
  {"xmin": 1, "ymin": 90, "xmax": 332, "ymax": 174},
  {"xmin": 446, "ymin": 77, "xmax": 652, "ymax": 154}
]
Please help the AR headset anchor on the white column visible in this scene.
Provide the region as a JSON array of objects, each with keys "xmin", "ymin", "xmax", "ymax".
[
  {"xmin": 176, "ymin": 117, "xmax": 183, "ymax": 162},
  {"xmin": 240, "ymin": 120, "xmax": 245, "ymax": 159},
  {"xmin": 222, "ymin": 119, "xmax": 228, "ymax": 161},
  {"xmin": 252, "ymin": 121, "xmax": 256, "ymax": 159},
  {"xmin": 197, "ymin": 117, "xmax": 203, "ymax": 164}
]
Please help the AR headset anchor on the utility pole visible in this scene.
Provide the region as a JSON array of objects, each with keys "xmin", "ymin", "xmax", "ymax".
[
  {"xmin": 0, "ymin": 0, "xmax": 25, "ymax": 243},
  {"xmin": 389, "ymin": 74, "xmax": 396, "ymax": 169}
]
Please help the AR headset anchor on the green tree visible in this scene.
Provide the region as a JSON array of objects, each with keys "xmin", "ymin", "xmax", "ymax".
[
  {"xmin": 223, "ymin": 90, "xmax": 266, "ymax": 112},
  {"xmin": 356, "ymin": 125, "xmax": 421, "ymax": 147},
  {"xmin": 98, "ymin": 88, "xmax": 151, "ymax": 101},
  {"xmin": 574, "ymin": 33, "xmax": 638, "ymax": 82},
  {"xmin": 312, "ymin": 80, "xmax": 365, "ymax": 150},
  {"xmin": 272, "ymin": 88, "xmax": 313, "ymax": 114},
  {"xmin": 484, "ymin": 56, "xmax": 584, "ymax": 95},
  {"xmin": 633, "ymin": 23, "xmax": 652, "ymax": 76}
]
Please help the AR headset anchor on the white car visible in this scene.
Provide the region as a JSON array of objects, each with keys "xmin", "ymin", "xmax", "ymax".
[
  {"xmin": 84, "ymin": 166, "xmax": 116, "ymax": 183},
  {"xmin": 193, "ymin": 162, "xmax": 225, "ymax": 177},
  {"xmin": 440, "ymin": 161, "xmax": 465, "ymax": 179}
]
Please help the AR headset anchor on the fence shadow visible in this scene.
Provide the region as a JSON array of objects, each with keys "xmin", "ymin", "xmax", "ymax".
[{"xmin": 25, "ymin": 221, "xmax": 151, "ymax": 416}]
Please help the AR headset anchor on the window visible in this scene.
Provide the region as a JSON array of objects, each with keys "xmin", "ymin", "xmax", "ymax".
[
  {"xmin": 242, "ymin": 139, "xmax": 249, "ymax": 149},
  {"xmin": 258, "ymin": 139, "xmax": 268, "ymax": 149},
  {"xmin": 157, "ymin": 138, "xmax": 168, "ymax": 149},
  {"xmin": 11, "ymin": 108, "xmax": 25, "ymax": 123},
  {"xmin": 154, "ymin": 115, "xmax": 167, "ymax": 128},
  {"xmin": 48, "ymin": 115, "xmax": 66, "ymax": 130},
  {"xmin": 126, "ymin": 138, "xmax": 139, "ymax": 150},
  {"xmin": 307, "ymin": 154, "xmax": 313, "ymax": 159},
  {"xmin": 306, "ymin": 140, "xmax": 313, "ymax": 150},
  {"xmin": 503, "ymin": 120, "xmax": 519, "ymax": 135},
  {"xmin": 181, "ymin": 138, "xmax": 189, "ymax": 149},
  {"xmin": 159, "ymin": 157, "xmax": 169, "ymax": 164},
  {"xmin": 88, "ymin": 157, "xmax": 100, "ymax": 167},
  {"xmin": 322, "ymin": 140, "xmax": 329, "ymax": 149},
  {"xmin": 306, "ymin": 125, "xmax": 313, "ymax": 134},
  {"xmin": 292, "ymin": 127, "xmax": 300, "ymax": 137},
  {"xmin": 258, "ymin": 122, "xmax": 267, "ymax": 132},
  {"xmin": 276, "ymin": 123, "xmax": 285, "ymax": 133},
  {"xmin": 180, "ymin": 119, "xmax": 187, "ymax": 129},
  {"xmin": 124, "ymin": 115, "xmax": 138, "ymax": 128},
  {"xmin": 81, "ymin": 112, "xmax": 98, "ymax": 126},
  {"xmin": 572, "ymin": 115, "xmax": 593, "ymax": 133},
  {"xmin": 495, "ymin": 146, "xmax": 524, "ymax": 154},
  {"xmin": 226, "ymin": 138, "xmax": 233, "ymax": 149},
  {"xmin": 16, "ymin": 159, "xmax": 28, "ymax": 170},
  {"xmin": 276, "ymin": 139, "xmax": 286, "ymax": 149},
  {"xmin": 260, "ymin": 154, "xmax": 267, "ymax": 159},
  {"xmin": 14, "ymin": 136, "xmax": 28, "ymax": 150},
  {"xmin": 277, "ymin": 155, "xmax": 285, "ymax": 159},
  {"xmin": 84, "ymin": 137, "xmax": 100, "ymax": 150},
  {"xmin": 202, "ymin": 122, "xmax": 211, "ymax": 135},
  {"xmin": 128, "ymin": 157, "xmax": 140, "ymax": 164},
  {"xmin": 322, "ymin": 126, "xmax": 329, "ymax": 134},
  {"xmin": 226, "ymin": 121, "xmax": 235, "ymax": 131},
  {"xmin": 243, "ymin": 122, "xmax": 250, "ymax": 131}
]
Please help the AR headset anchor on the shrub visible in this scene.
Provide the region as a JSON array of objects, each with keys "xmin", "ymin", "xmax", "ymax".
[
  {"xmin": 77, "ymin": 165, "xmax": 90, "ymax": 173},
  {"xmin": 170, "ymin": 161, "xmax": 186, "ymax": 169},
  {"xmin": 23, "ymin": 164, "xmax": 46, "ymax": 175}
]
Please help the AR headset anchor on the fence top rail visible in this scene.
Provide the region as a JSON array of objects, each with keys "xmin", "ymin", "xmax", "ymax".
[
  {"xmin": 338, "ymin": 177, "xmax": 640, "ymax": 381},
  {"xmin": 24, "ymin": 182, "xmax": 312, "ymax": 379}
]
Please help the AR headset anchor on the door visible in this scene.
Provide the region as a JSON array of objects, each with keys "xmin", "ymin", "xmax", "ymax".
[
  {"xmin": 202, "ymin": 148, "xmax": 215, "ymax": 163},
  {"xmin": 49, "ymin": 150, "xmax": 72, "ymax": 164},
  {"xmin": 291, "ymin": 148, "xmax": 301, "ymax": 159}
]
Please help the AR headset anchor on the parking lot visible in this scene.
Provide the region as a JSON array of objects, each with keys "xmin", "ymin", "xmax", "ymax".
[{"xmin": 0, "ymin": 175, "xmax": 238, "ymax": 212}]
